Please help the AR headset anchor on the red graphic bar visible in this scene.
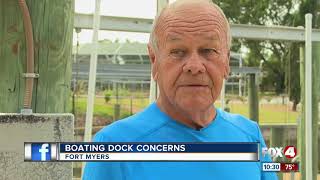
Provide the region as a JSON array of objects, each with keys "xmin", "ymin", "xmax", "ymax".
[{"xmin": 280, "ymin": 163, "xmax": 299, "ymax": 172}]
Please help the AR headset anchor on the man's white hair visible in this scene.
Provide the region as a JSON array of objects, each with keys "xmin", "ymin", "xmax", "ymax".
[{"xmin": 149, "ymin": 0, "xmax": 231, "ymax": 52}]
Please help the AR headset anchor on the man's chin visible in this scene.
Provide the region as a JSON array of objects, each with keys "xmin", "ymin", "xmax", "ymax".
[{"xmin": 176, "ymin": 101, "xmax": 212, "ymax": 112}]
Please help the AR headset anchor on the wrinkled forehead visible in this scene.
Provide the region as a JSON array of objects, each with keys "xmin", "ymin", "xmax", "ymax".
[{"xmin": 154, "ymin": 3, "xmax": 228, "ymax": 49}]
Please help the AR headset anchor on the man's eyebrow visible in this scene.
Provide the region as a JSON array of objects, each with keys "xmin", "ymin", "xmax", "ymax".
[
  {"xmin": 200, "ymin": 33, "xmax": 220, "ymax": 41},
  {"xmin": 165, "ymin": 33, "xmax": 182, "ymax": 42},
  {"xmin": 164, "ymin": 32, "xmax": 220, "ymax": 43}
]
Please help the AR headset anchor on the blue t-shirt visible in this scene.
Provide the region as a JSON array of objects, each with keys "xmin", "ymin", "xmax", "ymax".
[{"xmin": 83, "ymin": 103, "xmax": 278, "ymax": 180}]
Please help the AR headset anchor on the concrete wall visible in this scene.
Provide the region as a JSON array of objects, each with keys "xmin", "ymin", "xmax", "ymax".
[{"xmin": 0, "ymin": 114, "xmax": 74, "ymax": 180}]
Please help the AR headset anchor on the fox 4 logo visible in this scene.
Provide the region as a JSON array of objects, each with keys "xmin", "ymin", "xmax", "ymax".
[{"xmin": 262, "ymin": 146, "xmax": 297, "ymax": 159}]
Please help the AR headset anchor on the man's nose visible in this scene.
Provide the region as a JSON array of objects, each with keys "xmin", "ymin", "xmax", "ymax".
[{"xmin": 182, "ymin": 53, "xmax": 206, "ymax": 75}]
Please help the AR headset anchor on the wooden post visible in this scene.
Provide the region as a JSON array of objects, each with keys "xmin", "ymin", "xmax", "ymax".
[
  {"xmin": 299, "ymin": 8, "xmax": 320, "ymax": 180},
  {"xmin": 313, "ymin": 3, "xmax": 320, "ymax": 177},
  {"xmin": 299, "ymin": 46, "xmax": 306, "ymax": 180},
  {"xmin": 130, "ymin": 96, "xmax": 133, "ymax": 115},
  {"xmin": 0, "ymin": 1, "xmax": 74, "ymax": 178},
  {"xmin": 311, "ymin": 41, "xmax": 319, "ymax": 180},
  {"xmin": 114, "ymin": 83, "xmax": 120, "ymax": 120},
  {"xmin": 114, "ymin": 104, "xmax": 120, "ymax": 121},
  {"xmin": 248, "ymin": 73, "xmax": 259, "ymax": 122},
  {"xmin": 0, "ymin": 0, "xmax": 74, "ymax": 113},
  {"xmin": 270, "ymin": 127, "xmax": 284, "ymax": 180},
  {"xmin": 299, "ymin": 40, "xmax": 319, "ymax": 179}
]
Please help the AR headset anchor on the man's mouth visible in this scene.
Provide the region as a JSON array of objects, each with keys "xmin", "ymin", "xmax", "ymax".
[
  {"xmin": 180, "ymin": 84, "xmax": 209, "ymax": 88},
  {"xmin": 181, "ymin": 84, "xmax": 208, "ymax": 86}
]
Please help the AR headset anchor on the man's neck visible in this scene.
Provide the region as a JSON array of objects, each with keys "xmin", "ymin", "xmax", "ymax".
[{"xmin": 156, "ymin": 97, "xmax": 216, "ymax": 130}]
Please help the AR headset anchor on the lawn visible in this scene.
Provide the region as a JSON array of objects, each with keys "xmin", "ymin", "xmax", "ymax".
[
  {"xmin": 220, "ymin": 103, "xmax": 299, "ymax": 124},
  {"xmin": 75, "ymin": 97, "xmax": 115, "ymax": 117},
  {"xmin": 73, "ymin": 96, "xmax": 299, "ymax": 125},
  {"xmin": 73, "ymin": 96, "xmax": 149, "ymax": 119}
]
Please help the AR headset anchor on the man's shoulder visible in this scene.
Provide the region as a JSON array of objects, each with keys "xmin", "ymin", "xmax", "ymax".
[
  {"xmin": 217, "ymin": 109, "xmax": 260, "ymax": 140},
  {"xmin": 93, "ymin": 104, "xmax": 168, "ymax": 142}
]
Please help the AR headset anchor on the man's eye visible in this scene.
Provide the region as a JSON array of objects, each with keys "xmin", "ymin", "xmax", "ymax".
[
  {"xmin": 199, "ymin": 48, "xmax": 221, "ymax": 60},
  {"xmin": 170, "ymin": 49, "xmax": 186, "ymax": 58},
  {"xmin": 200, "ymin": 48, "xmax": 219, "ymax": 56}
]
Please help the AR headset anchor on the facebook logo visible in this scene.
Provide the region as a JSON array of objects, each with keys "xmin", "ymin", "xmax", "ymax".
[
  {"xmin": 31, "ymin": 143, "xmax": 51, "ymax": 161},
  {"xmin": 24, "ymin": 142, "xmax": 57, "ymax": 161}
]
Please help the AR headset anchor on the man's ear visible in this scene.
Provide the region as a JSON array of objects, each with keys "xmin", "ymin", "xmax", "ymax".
[
  {"xmin": 224, "ymin": 50, "xmax": 230, "ymax": 79},
  {"xmin": 147, "ymin": 44, "xmax": 159, "ymax": 81}
]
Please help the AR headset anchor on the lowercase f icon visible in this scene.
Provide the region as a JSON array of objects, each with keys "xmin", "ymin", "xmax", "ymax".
[
  {"xmin": 31, "ymin": 143, "xmax": 51, "ymax": 161},
  {"xmin": 39, "ymin": 144, "xmax": 49, "ymax": 161}
]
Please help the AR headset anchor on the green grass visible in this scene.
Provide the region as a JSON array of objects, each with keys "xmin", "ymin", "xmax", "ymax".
[
  {"xmin": 75, "ymin": 98, "xmax": 114, "ymax": 117},
  {"xmin": 73, "ymin": 96, "xmax": 148, "ymax": 119},
  {"xmin": 73, "ymin": 96, "xmax": 299, "ymax": 124},
  {"xmin": 215, "ymin": 103, "xmax": 299, "ymax": 124},
  {"xmin": 109, "ymin": 98, "xmax": 149, "ymax": 110}
]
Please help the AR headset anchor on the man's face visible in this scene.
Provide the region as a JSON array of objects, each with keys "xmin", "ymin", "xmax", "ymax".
[{"xmin": 150, "ymin": 4, "xmax": 230, "ymax": 112}]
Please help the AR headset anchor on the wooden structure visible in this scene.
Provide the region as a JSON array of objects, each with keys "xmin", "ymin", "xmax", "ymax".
[{"xmin": 0, "ymin": 0, "xmax": 74, "ymax": 113}]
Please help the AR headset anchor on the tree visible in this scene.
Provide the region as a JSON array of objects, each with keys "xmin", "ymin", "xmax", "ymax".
[
  {"xmin": 287, "ymin": 43, "xmax": 301, "ymax": 111},
  {"xmin": 213, "ymin": 0, "xmax": 302, "ymax": 110},
  {"xmin": 285, "ymin": 0, "xmax": 319, "ymax": 111}
]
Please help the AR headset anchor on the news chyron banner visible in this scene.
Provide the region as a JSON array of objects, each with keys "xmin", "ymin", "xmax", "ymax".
[{"xmin": 24, "ymin": 142, "xmax": 258, "ymax": 162}]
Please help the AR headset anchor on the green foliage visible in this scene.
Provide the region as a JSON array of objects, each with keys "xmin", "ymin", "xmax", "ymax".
[
  {"xmin": 213, "ymin": 0, "xmax": 309, "ymax": 109},
  {"xmin": 104, "ymin": 91, "xmax": 111, "ymax": 103},
  {"xmin": 286, "ymin": 43, "xmax": 301, "ymax": 111},
  {"xmin": 104, "ymin": 88, "xmax": 131, "ymax": 97}
]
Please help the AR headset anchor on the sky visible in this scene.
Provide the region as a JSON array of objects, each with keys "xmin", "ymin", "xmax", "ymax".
[
  {"xmin": 74, "ymin": 0, "xmax": 176, "ymax": 45},
  {"xmin": 73, "ymin": 0, "xmax": 248, "ymax": 54}
]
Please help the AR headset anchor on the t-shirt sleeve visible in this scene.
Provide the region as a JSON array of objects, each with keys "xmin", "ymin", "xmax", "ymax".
[
  {"xmin": 82, "ymin": 132, "xmax": 124, "ymax": 180},
  {"xmin": 256, "ymin": 123, "xmax": 278, "ymax": 180}
]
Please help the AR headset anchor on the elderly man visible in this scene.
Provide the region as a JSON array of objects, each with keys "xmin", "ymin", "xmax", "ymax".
[{"xmin": 83, "ymin": 0, "xmax": 277, "ymax": 179}]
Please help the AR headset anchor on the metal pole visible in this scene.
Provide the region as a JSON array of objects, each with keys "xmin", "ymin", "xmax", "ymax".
[
  {"xmin": 239, "ymin": 54, "xmax": 243, "ymax": 97},
  {"xmin": 82, "ymin": 0, "xmax": 101, "ymax": 177},
  {"xmin": 149, "ymin": 78, "xmax": 157, "ymax": 104},
  {"xmin": 304, "ymin": 13, "xmax": 312, "ymax": 180},
  {"xmin": 84, "ymin": 0, "xmax": 100, "ymax": 142},
  {"xmin": 221, "ymin": 80, "xmax": 225, "ymax": 110},
  {"xmin": 149, "ymin": 0, "xmax": 168, "ymax": 104}
]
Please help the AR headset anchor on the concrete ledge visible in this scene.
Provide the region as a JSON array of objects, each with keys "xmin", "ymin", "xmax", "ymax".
[{"xmin": 0, "ymin": 113, "xmax": 74, "ymax": 180}]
